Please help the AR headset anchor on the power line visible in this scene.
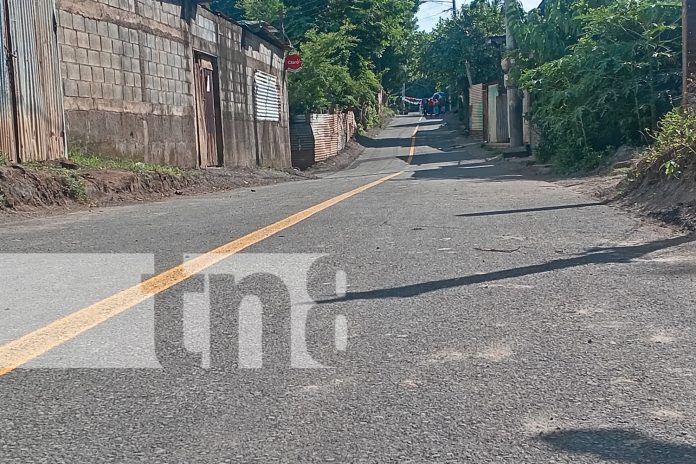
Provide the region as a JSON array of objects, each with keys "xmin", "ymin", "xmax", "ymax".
[{"xmin": 419, "ymin": 7, "xmax": 452, "ymax": 20}]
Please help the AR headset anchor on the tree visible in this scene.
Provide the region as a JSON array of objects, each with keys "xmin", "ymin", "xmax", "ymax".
[
  {"xmin": 422, "ymin": 0, "xmax": 505, "ymax": 93},
  {"xmin": 288, "ymin": 25, "xmax": 381, "ymax": 127},
  {"xmin": 518, "ymin": 0, "xmax": 682, "ymax": 170},
  {"xmin": 211, "ymin": 0, "xmax": 419, "ymax": 126}
]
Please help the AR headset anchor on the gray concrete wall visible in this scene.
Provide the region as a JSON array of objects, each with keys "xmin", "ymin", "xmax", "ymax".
[{"xmin": 55, "ymin": 0, "xmax": 290, "ymax": 168}]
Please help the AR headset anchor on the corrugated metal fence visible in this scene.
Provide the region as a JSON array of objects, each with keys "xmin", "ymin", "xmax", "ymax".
[
  {"xmin": 0, "ymin": 0, "xmax": 15, "ymax": 161},
  {"xmin": 0, "ymin": 0, "xmax": 65, "ymax": 162},
  {"xmin": 469, "ymin": 84, "xmax": 486, "ymax": 141},
  {"xmin": 290, "ymin": 112, "xmax": 357, "ymax": 169}
]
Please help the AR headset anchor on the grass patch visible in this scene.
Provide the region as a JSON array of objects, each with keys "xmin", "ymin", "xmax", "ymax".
[
  {"xmin": 636, "ymin": 107, "xmax": 696, "ymax": 179},
  {"xmin": 68, "ymin": 149, "xmax": 184, "ymax": 176},
  {"xmin": 60, "ymin": 172, "xmax": 88, "ymax": 201},
  {"xmin": 21, "ymin": 163, "xmax": 89, "ymax": 202},
  {"xmin": 0, "ymin": 152, "xmax": 9, "ymax": 166},
  {"xmin": 20, "ymin": 162, "xmax": 89, "ymax": 202}
]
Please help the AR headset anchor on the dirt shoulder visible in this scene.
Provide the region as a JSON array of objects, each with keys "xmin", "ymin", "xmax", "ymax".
[
  {"xmin": 503, "ymin": 156, "xmax": 696, "ymax": 232},
  {"xmin": 0, "ymin": 160, "xmax": 310, "ymax": 220},
  {"xmin": 0, "ymin": 119, "xmax": 388, "ymax": 221}
]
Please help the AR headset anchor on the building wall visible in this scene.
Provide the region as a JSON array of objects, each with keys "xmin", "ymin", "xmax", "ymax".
[{"xmin": 55, "ymin": 0, "xmax": 290, "ymax": 168}]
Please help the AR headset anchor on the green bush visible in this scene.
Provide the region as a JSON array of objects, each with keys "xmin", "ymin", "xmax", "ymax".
[
  {"xmin": 68, "ymin": 149, "xmax": 183, "ymax": 176},
  {"xmin": 519, "ymin": 0, "xmax": 682, "ymax": 171},
  {"xmin": 639, "ymin": 107, "xmax": 696, "ymax": 177},
  {"xmin": 60, "ymin": 172, "xmax": 88, "ymax": 202}
]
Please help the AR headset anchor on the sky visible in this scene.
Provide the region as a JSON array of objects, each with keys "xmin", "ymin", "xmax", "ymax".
[{"xmin": 417, "ymin": 0, "xmax": 542, "ymax": 32}]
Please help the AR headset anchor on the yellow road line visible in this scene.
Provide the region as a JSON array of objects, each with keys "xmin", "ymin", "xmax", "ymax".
[
  {"xmin": 406, "ymin": 125, "xmax": 420, "ymax": 165},
  {"xmin": 0, "ymin": 170, "xmax": 404, "ymax": 377}
]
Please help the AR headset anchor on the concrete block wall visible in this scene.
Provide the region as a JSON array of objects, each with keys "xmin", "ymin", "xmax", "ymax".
[
  {"xmin": 240, "ymin": 31, "xmax": 291, "ymax": 168},
  {"xmin": 190, "ymin": 10, "xmax": 291, "ymax": 169},
  {"xmin": 55, "ymin": 0, "xmax": 291, "ymax": 169}
]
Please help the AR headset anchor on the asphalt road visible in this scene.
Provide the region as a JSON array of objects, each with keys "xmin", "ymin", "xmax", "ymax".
[{"xmin": 1, "ymin": 114, "xmax": 695, "ymax": 463}]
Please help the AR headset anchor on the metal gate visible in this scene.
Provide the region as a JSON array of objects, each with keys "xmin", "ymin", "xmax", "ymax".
[
  {"xmin": 0, "ymin": 0, "xmax": 65, "ymax": 163},
  {"xmin": 487, "ymin": 84, "xmax": 509, "ymax": 143},
  {"xmin": 194, "ymin": 53, "xmax": 222, "ymax": 168}
]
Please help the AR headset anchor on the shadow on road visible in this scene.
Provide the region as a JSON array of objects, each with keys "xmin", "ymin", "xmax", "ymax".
[
  {"xmin": 456, "ymin": 202, "xmax": 609, "ymax": 218},
  {"xmin": 540, "ymin": 428, "xmax": 696, "ymax": 464},
  {"xmin": 319, "ymin": 234, "xmax": 694, "ymax": 302},
  {"xmin": 356, "ymin": 116, "xmax": 465, "ymax": 152},
  {"xmin": 355, "ymin": 135, "xmax": 413, "ymax": 149},
  {"xmin": 397, "ymin": 152, "xmax": 488, "ymax": 166},
  {"xmin": 392, "ymin": 120, "xmax": 444, "ymax": 129}
]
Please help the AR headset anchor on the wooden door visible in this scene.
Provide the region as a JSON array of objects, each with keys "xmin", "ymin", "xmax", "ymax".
[{"xmin": 194, "ymin": 54, "xmax": 222, "ymax": 167}]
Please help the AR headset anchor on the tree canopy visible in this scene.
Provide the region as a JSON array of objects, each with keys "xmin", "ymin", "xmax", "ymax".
[
  {"xmin": 211, "ymin": 0, "xmax": 419, "ymax": 126},
  {"xmin": 516, "ymin": 0, "xmax": 682, "ymax": 170}
]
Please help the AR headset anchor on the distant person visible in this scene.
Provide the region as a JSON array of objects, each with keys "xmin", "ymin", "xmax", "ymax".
[
  {"xmin": 422, "ymin": 98, "xmax": 428, "ymax": 117},
  {"xmin": 428, "ymin": 99, "xmax": 434, "ymax": 116}
]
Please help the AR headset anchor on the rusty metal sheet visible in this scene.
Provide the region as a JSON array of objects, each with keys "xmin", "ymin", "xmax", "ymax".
[
  {"xmin": 290, "ymin": 112, "xmax": 357, "ymax": 168},
  {"xmin": 310, "ymin": 114, "xmax": 338, "ymax": 163},
  {"xmin": 469, "ymin": 84, "xmax": 485, "ymax": 140},
  {"xmin": 337, "ymin": 112, "xmax": 356, "ymax": 152},
  {"xmin": 6, "ymin": 0, "xmax": 65, "ymax": 162},
  {"xmin": 0, "ymin": 0, "xmax": 16, "ymax": 162}
]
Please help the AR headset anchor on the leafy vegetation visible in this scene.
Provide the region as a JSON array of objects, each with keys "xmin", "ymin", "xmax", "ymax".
[
  {"xmin": 516, "ymin": 0, "xmax": 682, "ymax": 171},
  {"xmin": 21, "ymin": 162, "xmax": 90, "ymax": 202},
  {"xmin": 287, "ymin": 26, "xmax": 381, "ymax": 119},
  {"xmin": 16, "ymin": 150, "xmax": 186, "ymax": 204},
  {"xmin": 639, "ymin": 107, "xmax": 696, "ymax": 178},
  {"xmin": 59, "ymin": 171, "xmax": 88, "ymax": 202},
  {"xmin": 68, "ymin": 150, "xmax": 183, "ymax": 176},
  {"xmin": 408, "ymin": 0, "xmax": 683, "ymax": 171},
  {"xmin": 211, "ymin": 0, "xmax": 418, "ymax": 128},
  {"xmin": 420, "ymin": 1, "xmax": 505, "ymax": 95}
]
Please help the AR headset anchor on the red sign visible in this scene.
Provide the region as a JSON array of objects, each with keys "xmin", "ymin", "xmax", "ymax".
[{"xmin": 285, "ymin": 54, "xmax": 303, "ymax": 72}]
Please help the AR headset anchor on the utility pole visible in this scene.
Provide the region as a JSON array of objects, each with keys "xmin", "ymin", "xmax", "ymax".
[
  {"xmin": 504, "ymin": 0, "xmax": 524, "ymax": 148},
  {"xmin": 684, "ymin": 0, "xmax": 696, "ymax": 108},
  {"xmin": 402, "ymin": 82, "xmax": 406, "ymax": 115}
]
